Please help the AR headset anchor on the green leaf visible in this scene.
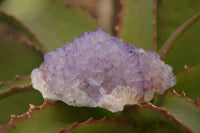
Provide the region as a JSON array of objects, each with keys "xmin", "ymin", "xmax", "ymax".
[
  {"xmin": 0, "ymin": 87, "xmax": 43, "ymax": 125},
  {"xmin": 0, "ymin": 11, "xmax": 44, "ymax": 124},
  {"xmin": 0, "ymin": 0, "xmax": 100, "ymax": 51},
  {"xmin": 59, "ymin": 118, "xmax": 143, "ymax": 133},
  {"xmin": 154, "ymin": 90, "xmax": 200, "ymax": 133},
  {"xmin": 159, "ymin": 13, "xmax": 200, "ymax": 73},
  {"xmin": 149, "ymin": 123, "xmax": 185, "ymax": 133},
  {"xmin": 157, "ymin": 0, "xmax": 200, "ymax": 49},
  {"xmin": 0, "ymin": 11, "xmax": 46, "ymax": 52},
  {"xmin": 117, "ymin": 0, "xmax": 155, "ymax": 50},
  {"xmin": 0, "ymin": 37, "xmax": 43, "ymax": 82},
  {"xmin": 0, "ymin": 100, "xmax": 115, "ymax": 133},
  {"xmin": 0, "ymin": 76, "xmax": 31, "ymax": 96},
  {"xmin": 118, "ymin": 103, "xmax": 190, "ymax": 133},
  {"xmin": 60, "ymin": 118, "xmax": 182, "ymax": 133},
  {"xmin": 170, "ymin": 65, "xmax": 200, "ymax": 99}
]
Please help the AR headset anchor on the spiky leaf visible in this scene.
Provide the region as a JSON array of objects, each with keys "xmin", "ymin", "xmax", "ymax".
[
  {"xmin": 155, "ymin": 91, "xmax": 200, "ymax": 133},
  {"xmin": 0, "ymin": 0, "xmax": 100, "ymax": 51},
  {"xmin": 157, "ymin": 0, "xmax": 200, "ymax": 49},
  {"xmin": 59, "ymin": 118, "xmax": 143, "ymax": 133},
  {"xmin": 171, "ymin": 65, "xmax": 200, "ymax": 99},
  {"xmin": 159, "ymin": 13, "xmax": 200, "ymax": 73},
  {"xmin": 0, "ymin": 100, "xmax": 115, "ymax": 133},
  {"xmin": 0, "ymin": 86, "xmax": 43, "ymax": 124},
  {"xmin": 118, "ymin": 103, "xmax": 190, "ymax": 133},
  {"xmin": 0, "ymin": 12, "xmax": 46, "ymax": 52},
  {"xmin": 117, "ymin": 0, "xmax": 155, "ymax": 50}
]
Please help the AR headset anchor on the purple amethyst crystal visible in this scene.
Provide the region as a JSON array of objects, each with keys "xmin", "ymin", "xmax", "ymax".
[{"xmin": 31, "ymin": 28, "xmax": 176, "ymax": 112}]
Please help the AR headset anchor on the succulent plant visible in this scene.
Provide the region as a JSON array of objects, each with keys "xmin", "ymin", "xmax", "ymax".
[{"xmin": 0, "ymin": 0, "xmax": 200, "ymax": 133}]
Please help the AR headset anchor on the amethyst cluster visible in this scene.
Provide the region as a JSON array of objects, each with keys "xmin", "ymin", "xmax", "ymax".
[{"xmin": 31, "ymin": 28, "xmax": 176, "ymax": 112}]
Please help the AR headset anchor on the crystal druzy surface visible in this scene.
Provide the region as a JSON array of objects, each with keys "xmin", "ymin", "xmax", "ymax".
[{"xmin": 31, "ymin": 28, "xmax": 176, "ymax": 112}]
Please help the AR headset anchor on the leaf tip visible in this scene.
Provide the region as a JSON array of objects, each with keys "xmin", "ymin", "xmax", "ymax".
[
  {"xmin": 10, "ymin": 114, "xmax": 16, "ymax": 119},
  {"xmin": 14, "ymin": 75, "xmax": 21, "ymax": 81},
  {"xmin": 29, "ymin": 104, "xmax": 36, "ymax": 109},
  {"xmin": 181, "ymin": 91, "xmax": 186, "ymax": 97}
]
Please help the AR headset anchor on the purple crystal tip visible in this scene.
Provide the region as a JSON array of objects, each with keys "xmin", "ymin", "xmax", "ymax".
[{"xmin": 31, "ymin": 28, "xmax": 176, "ymax": 112}]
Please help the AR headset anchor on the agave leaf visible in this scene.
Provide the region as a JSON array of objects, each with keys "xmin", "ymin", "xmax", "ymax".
[
  {"xmin": 154, "ymin": 90, "xmax": 200, "ymax": 133},
  {"xmin": 159, "ymin": 13, "xmax": 200, "ymax": 73},
  {"xmin": 0, "ymin": 76, "xmax": 42, "ymax": 125},
  {"xmin": 157, "ymin": 0, "xmax": 200, "ymax": 49},
  {"xmin": 0, "ymin": 86, "xmax": 43, "ymax": 125},
  {"xmin": 0, "ymin": 0, "xmax": 100, "ymax": 51},
  {"xmin": 117, "ymin": 0, "xmax": 155, "ymax": 50},
  {"xmin": 0, "ymin": 36, "xmax": 43, "ymax": 81},
  {"xmin": 149, "ymin": 123, "xmax": 185, "ymax": 133},
  {"xmin": 0, "ymin": 9, "xmax": 45, "ymax": 125},
  {"xmin": 0, "ymin": 100, "xmax": 115, "ymax": 133},
  {"xmin": 59, "ymin": 117, "xmax": 144, "ymax": 133},
  {"xmin": 60, "ymin": 118, "xmax": 181, "ymax": 133},
  {"xmin": 0, "ymin": 76, "xmax": 31, "ymax": 97},
  {"xmin": 170, "ymin": 65, "xmax": 200, "ymax": 99},
  {"xmin": 0, "ymin": 11, "xmax": 46, "ymax": 52},
  {"xmin": 118, "ymin": 103, "xmax": 190, "ymax": 133}
]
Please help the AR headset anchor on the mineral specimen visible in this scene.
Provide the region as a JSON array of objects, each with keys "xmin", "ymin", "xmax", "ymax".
[{"xmin": 31, "ymin": 28, "xmax": 176, "ymax": 112}]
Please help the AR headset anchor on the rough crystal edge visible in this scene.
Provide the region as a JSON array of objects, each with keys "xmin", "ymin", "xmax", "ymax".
[{"xmin": 31, "ymin": 68, "xmax": 140, "ymax": 112}]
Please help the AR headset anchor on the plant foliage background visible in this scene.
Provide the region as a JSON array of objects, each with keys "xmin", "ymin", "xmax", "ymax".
[{"xmin": 0, "ymin": 0, "xmax": 200, "ymax": 133}]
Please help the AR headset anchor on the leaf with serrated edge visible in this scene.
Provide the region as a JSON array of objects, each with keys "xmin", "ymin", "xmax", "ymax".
[
  {"xmin": 60, "ymin": 117, "xmax": 181, "ymax": 133},
  {"xmin": 157, "ymin": 0, "xmax": 200, "ymax": 50},
  {"xmin": 1, "ymin": 0, "xmax": 100, "ymax": 51},
  {"xmin": 0, "ymin": 100, "xmax": 115, "ymax": 133},
  {"xmin": 0, "ymin": 86, "xmax": 43, "ymax": 125},
  {"xmin": 0, "ymin": 75, "xmax": 41, "ymax": 125},
  {"xmin": 170, "ymin": 65, "xmax": 200, "ymax": 99},
  {"xmin": 159, "ymin": 13, "xmax": 200, "ymax": 73},
  {"xmin": 59, "ymin": 117, "xmax": 143, "ymax": 133},
  {"xmin": 0, "ymin": 11, "xmax": 46, "ymax": 53},
  {"xmin": 116, "ymin": 0, "xmax": 155, "ymax": 50},
  {"xmin": 118, "ymin": 103, "xmax": 191, "ymax": 133},
  {"xmin": 154, "ymin": 90, "xmax": 200, "ymax": 133},
  {"xmin": 0, "ymin": 17, "xmax": 44, "ymax": 121},
  {"xmin": 0, "ymin": 75, "xmax": 31, "ymax": 97}
]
